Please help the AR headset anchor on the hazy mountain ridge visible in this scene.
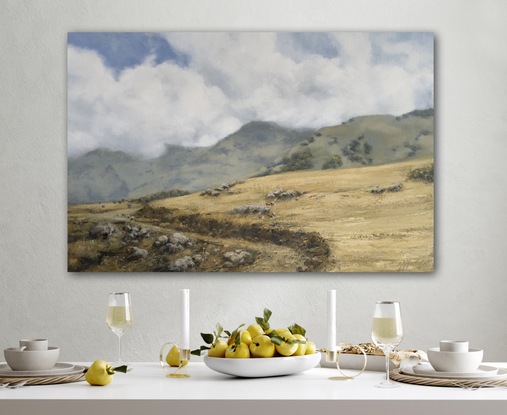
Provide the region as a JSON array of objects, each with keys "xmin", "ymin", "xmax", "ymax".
[
  {"xmin": 255, "ymin": 110, "xmax": 434, "ymax": 176},
  {"xmin": 68, "ymin": 110, "xmax": 433, "ymax": 204}
]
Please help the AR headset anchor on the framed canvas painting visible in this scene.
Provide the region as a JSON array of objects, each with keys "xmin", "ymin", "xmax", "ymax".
[{"xmin": 67, "ymin": 32, "xmax": 434, "ymax": 273}]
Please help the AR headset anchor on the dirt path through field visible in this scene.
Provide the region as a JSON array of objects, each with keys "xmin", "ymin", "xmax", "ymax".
[{"xmin": 68, "ymin": 204, "xmax": 322, "ymax": 272}]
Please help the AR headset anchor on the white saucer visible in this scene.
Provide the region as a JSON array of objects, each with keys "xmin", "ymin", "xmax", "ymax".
[
  {"xmin": 0, "ymin": 362, "xmax": 85, "ymax": 377},
  {"xmin": 405, "ymin": 364, "xmax": 506, "ymax": 379}
]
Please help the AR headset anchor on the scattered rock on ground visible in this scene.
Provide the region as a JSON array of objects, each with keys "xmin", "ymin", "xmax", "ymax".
[
  {"xmin": 154, "ymin": 235, "xmax": 169, "ymax": 246},
  {"xmin": 200, "ymin": 180, "xmax": 244, "ymax": 197},
  {"xmin": 169, "ymin": 256, "xmax": 195, "ymax": 272},
  {"xmin": 124, "ymin": 224, "xmax": 151, "ymax": 242},
  {"xmin": 131, "ymin": 247, "xmax": 148, "ymax": 258},
  {"xmin": 370, "ymin": 186, "xmax": 386, "ymax": 194},
  {"xmin": 154, "ymin": 232, "xmax": 192, "ymax": 252},
  {"xmin": 230, "ymin": 205, "xmax": 271, "ymax": 215},
  {"xmin": 223, "ymin": 249, "xmax": 254, "ymax": 267},
  {"xmin": 370, "ymin": 183, "xmax": 404, "ymax": 194},
  {"xmin": 192, "ymin": 254, "xmax": 204, "ymax": 264},
  {"xmin": 89, "ymin": 223, "xmax": 116, "ymax": 240},
  {"xmin": 170, "ymin": 232, "xmax": 192, "ymax": 247},
  {"xmin": 266, "ymin": 189, "xmax": 305, "ymax": 200},
  {"xmin": 166, "ymin": 243, "xmax": 184, "ymax": 254},
  {"xmin": 387, "ymin": 183, "xmax": 403, "ymax": 192}
]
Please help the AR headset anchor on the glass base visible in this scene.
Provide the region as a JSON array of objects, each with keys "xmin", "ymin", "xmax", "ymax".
[
  {"xmin": 167, "ymin": 373, "xmax": 190, "ymax": 378},
  {"xmin": 329, "ymin": 376, "xmax": 354, "ymax": 381},
  {"xmin": 375, "ymin": 380, "xmax": 400, "ymax": 388}
]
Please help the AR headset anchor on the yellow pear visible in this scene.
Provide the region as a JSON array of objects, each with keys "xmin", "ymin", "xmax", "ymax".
[
  {"xmin": 305, "ymin": 340, "xmax": 317, "ymax": 355},
  {"xmin": 225, "ymin": 342, "xmax": 251, "ymax": 358},
  {"xmin": 293, "ymin": 334, "xmax": 307, "ymax": 356},
  {"xmin": 247, "ymin": 324, "xmax": 264, "ymax": 339},
  {"xmin": 208, "ymin": 339, "xmax": 228, "ymax": 358},
  {"xmin": 274, "ymin": 328, "xmax": 291, "ymax": 338},
  {"xmin": 228, "ymin": 330, "xmax": 252, "ymax": 347},
  {"xmin": 250, "ymin": 335, "xmax": 275, "ymax": 358},
  {"xmin": 85, "ymin": 360, "xmax": 115, "ymax": 386},
  {"xmin": 166, "ymin": 344, "xmax": 189, "ymax": 367},
  {"xmin": 275, "ymin": 332, "xmax": 299, "ymax": 356}
]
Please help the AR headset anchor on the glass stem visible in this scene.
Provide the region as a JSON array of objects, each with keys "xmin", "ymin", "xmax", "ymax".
[
  {"xmin": 118, "ymin": 335, "xmax": 122, "ymax": 364},
  {"xmin": 384, "ymin": 347, "xmax": 392, "ymax": 384}
]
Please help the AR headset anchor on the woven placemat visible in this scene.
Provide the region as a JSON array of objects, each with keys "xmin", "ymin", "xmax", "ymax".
[
  {"xmin": 390, "ymin": 368, "xmax": 507, "ymax": 388},
  {"xmin": 0, "ymin": 369, "xmax": 86, "ymax": 386}
]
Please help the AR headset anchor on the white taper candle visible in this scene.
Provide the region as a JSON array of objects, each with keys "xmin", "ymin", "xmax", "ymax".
[
  {"xmin": 180, "ymin": 289, "xmax": 190, "ymax": 350},
  {"xmin": 327, "ymin": 289, "xmax": 336, "ymax": 352}
]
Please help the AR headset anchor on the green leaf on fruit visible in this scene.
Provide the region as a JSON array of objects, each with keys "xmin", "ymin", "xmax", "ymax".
[
  {"xmin": 113, "ymin": 365, "xmax": 128, "ymax": 374},
  {"xmin": 215, "ymin": 323, "xmax": 223, "ymax": 338},
  {"xmin": 201, "ymin": 333, "xmax": 214, "ymax": 344},
  {"xmin": 288, "ymin": 323, "xmax": 306, "ymax": 337},
  {"xmin": 263, "ymin": 308, "xmax": 272, "ymax": 322},
  {"xmin": 255, "ymin": 317, "xmax": 270, "ymax": 331},
  {"xmin": 191, "ymin": 345, "xmax": 210, "ymax": 356},
  {"xmin": 227, "ymin": 323, "xmax": 244, "ymax": 346},
  {"xmin": 268, "ymin": 335, "xmax": 283, "ymax": 345}
]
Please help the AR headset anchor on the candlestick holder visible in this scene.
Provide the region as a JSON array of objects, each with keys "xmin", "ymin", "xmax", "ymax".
[
  {"xmin": 159, "ymin": 342, "xmax": 191, "ymax": 378},
  {"xmin": 326, "ymin": 349, "xmax": 338, "ymax": 364},
  {"xmin": 322, "ymin": 345, "xmax": 367, "ymax": 381}
]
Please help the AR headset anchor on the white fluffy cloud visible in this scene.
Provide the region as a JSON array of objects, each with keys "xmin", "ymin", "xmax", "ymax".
[
  {"xmin": 68, "ymin": 46, "xmax": 240, "ymax": 157},
  {"xmin": 68, "ymin": 32, "xmax": 433, "ymax": 158}
]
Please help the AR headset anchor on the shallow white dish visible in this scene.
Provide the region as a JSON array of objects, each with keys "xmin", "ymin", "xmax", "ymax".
[
  {"xmin": 320, "ymin": 352, "xmax": 395, "ymax": 372},
  {"xmin": 0, "ymin": 363, "xmax": 85, "ymax": 377},
  {"xmin": 404, "ymin": 364, "xmax": 507, "ymax": 380},
  {"xmin": 204, "ymin": 353, "xmax": 321, "ymax": 378}
]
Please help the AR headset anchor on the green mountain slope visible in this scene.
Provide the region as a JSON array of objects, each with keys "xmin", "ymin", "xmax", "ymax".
[{"xmin": 255, "ymin": 109, "xmax": 433, "ymax": 176}]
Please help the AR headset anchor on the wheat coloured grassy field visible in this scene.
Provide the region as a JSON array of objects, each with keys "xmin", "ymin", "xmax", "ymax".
[
  {"xmin": 68, "ymin": 156, "xmax": 433, "ymax": 272},
  {"xmin": 154, "ymin": 156, "xmax": 434, "ymax": 272}
]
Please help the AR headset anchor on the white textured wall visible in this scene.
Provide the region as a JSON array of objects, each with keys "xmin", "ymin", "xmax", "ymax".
[{"xmin": 1, "ymin": 0, "xmax": 507, "ymax": 364}]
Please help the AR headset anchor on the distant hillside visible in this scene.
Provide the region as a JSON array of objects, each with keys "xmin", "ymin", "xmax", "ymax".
[
  {"xmin": 68, "ymin": 122, "xmax": 311, "ymax": 203},
  {"xmin": 254, "ymin": 109, "xmax": 433, "ymax": 176},
  {"xmin": 68, "ymin": 110, "xmax": 433, "ymax": 204}
]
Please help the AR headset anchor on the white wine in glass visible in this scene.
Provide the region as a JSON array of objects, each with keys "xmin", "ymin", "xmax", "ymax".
[
  {"xmin": 371, "ymin": 301, "xmax": 403, "ymax": 388},
  {"xmin": 106, "ymin": 292, "xmax": 133, "ymax": 365}
]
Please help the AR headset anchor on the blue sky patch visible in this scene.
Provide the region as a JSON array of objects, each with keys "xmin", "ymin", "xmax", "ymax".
[{"xmin": 68, "ymin": 32, "xmax": 188, "ymax": 72}]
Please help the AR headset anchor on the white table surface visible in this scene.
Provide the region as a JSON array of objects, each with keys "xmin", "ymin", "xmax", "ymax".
[
  {"xmin": 2, "ymin": 362, "xmax": 507, "ymax": 415},
  {"xmin": 1, "ymin": 361, "xmax": 507, "ymax": 400}
]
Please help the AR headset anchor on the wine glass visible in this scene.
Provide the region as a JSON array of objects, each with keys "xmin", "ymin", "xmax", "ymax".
[
  {"xmin": 106, "ymin": 292, "xmax": 133, "ymax": 365},
  {"xmin": 371, "ymin": 301, "xmax": 403, "ymax": 388}
]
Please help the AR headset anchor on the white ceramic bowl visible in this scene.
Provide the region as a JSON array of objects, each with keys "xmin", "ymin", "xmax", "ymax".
[
  {"xmin": 4, "ymin": 346, "xmax": 60, "ymax": 371},
  {"xmin": 439, "ymin": 340, "xmax": 469, "ymax": 352},
  {"xmin": 427, "ymin": 347, "xmax": 483, "ymax": 373},
  {"xmin": 204, "ymin": 352, "xmax": 321, "ymax": 378}
]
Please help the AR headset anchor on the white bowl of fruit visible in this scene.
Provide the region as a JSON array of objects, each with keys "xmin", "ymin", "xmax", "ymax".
[{"xmin": 194, "ymin": 309, "xmax": 321, "ymax": 378}]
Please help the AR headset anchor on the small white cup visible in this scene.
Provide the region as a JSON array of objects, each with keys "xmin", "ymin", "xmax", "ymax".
[
  {"xmin": 19, "ymin": 339, "xmax": 49, "ymax": 351},
  {"xmin": 440, "ymin": 340, "xmax": 469, "ymax": 353}
]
